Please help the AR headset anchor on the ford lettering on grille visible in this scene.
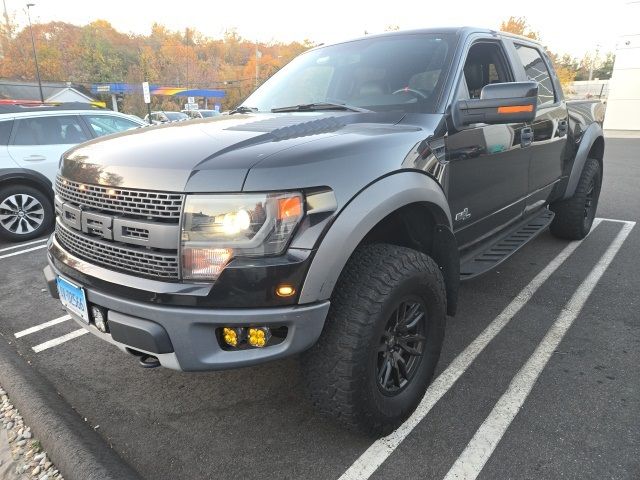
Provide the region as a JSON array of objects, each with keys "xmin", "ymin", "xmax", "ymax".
[
  {"xmin": 54, "ymin": 177, "xmax": 182, "ymax": 279},
  {"xmin": 58, "ymin": 201, "xmax": 179, "ymax": 249}
]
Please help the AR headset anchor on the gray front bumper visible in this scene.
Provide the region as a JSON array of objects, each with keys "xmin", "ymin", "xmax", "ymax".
[{"xmin": 44, "ymin": 260, "xmax": 330, "ymax": 372}]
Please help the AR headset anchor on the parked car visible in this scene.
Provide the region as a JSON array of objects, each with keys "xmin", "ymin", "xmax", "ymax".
[
  {"xmin": 0, "ymin": 103, "xmax": 146, "ymax": 241},
  {"xmin": 144, "ymin": 111, "xmax": 189, "ymax": 124},
  {"xmin": 45, "ymin": 28, "xmax": 605, "ymax": 435},
  {"xmin": 181, "ymin": 109, "xmax": 221, "ymax": 119}
]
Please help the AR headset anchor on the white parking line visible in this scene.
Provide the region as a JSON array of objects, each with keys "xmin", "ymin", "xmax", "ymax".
[
  {"xmin": 443, "ymin": 221, "xmax": 634, "ymax": 480},
  {"xmin": 0, "ymin": 244, "xmax": 47, "ymax": 260},
  {"xmin": 594, "ymin": 217, "xmax": 636, "ymax": 224},
  {"xmin": 32, "ymin": 329, "xmax": 88, "ymax": 353},
  {"xmin": 0, "ymin": 238, "xmax": 47, "ymax": 253},
  {"xmin": 14, "ymin": 315, "xmax": 71, "ymax": 338},
  {"xmin": 338, "ymin": 218, "xmax": 604, "ymax": 480}
]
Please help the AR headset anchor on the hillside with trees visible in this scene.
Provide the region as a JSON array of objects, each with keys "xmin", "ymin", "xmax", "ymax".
[
  {"xmin": 0, "ymin": 16, "xmax": 613, "ymax": 115},
  {"xmin": 0, "ymin": 19, "xmax": 313, "ymax": 114}
]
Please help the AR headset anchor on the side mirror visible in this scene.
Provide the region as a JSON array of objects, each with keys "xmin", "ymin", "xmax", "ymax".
[{"xmin": 451, "ymin": 81, "xmax": 538, "ymax": 130}]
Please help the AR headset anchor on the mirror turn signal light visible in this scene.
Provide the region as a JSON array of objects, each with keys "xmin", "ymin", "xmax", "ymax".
[{"xmin": 497, "ymin": 104, "xmax": 534, "ymax": 114}]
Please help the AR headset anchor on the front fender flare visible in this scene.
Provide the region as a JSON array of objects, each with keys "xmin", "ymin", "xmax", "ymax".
[{"xmin": 298, "ymin": 171, "xmax": 452, "ymax": 304}]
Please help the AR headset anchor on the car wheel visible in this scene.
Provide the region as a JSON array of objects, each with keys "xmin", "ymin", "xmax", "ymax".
[
  {"xmin": 0, "ymin": 185, "xmax": 53, "ymax": 242},
  {"xmin": 302, "ymin": 243, "xmax": 446, "ymax": 436},
  {"xmin": 550, "ymin": 158, "xmax": 602, "ymax": 240}
]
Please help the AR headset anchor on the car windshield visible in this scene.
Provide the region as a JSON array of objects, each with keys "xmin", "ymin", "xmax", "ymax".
[
  {"xmin": 242, "ymin": 33, "xmax": 455, "ymax": 114},
  {"xmin": 199, "ymin": 110, "xmax": 219, "ymax": 117},
  {"xmin": 165, "ymin": 111, "xmax": 189, "ymax": 121}
]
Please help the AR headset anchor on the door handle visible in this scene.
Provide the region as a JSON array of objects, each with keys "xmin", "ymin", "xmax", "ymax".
[
  {"xmin": 557, "ymin": 120, "xmax": 568, "ymax": 137},
  {"xmin": 521, "ymin": 127, "xmax": 533, "ymax": 148},
  {"xmin": 23, "ymin": 155, "xmax": 46, "ymax": 162}
]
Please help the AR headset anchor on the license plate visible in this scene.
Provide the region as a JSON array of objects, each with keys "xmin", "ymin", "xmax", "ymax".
[{"xmin": 57, "ymin": 276, "xmax": 89, "ymax": 324}]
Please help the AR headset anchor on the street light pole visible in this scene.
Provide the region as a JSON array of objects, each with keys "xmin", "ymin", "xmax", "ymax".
[
  {"xmin": 588, "ymin": 44, "xmax": 601, "ymax": 82},
  {"xmin": 25, "ymin": 3, "xmax": 44, "ymax": 103}
]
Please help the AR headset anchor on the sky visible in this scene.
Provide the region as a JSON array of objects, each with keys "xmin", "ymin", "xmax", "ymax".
[{"xmin": 4, "ymin": 0, "xmax": 633, "ymax": 58}]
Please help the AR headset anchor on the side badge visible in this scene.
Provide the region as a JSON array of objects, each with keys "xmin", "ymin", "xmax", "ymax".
[{"xmin": 455, "ymin": 208, "xmax": 471, "ymax": 222}]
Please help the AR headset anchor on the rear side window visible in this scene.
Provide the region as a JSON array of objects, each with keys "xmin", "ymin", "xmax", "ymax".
[
  {"xmin": 0, "ymin": 120, "xmax": 13, "ymax": 145},
  {"xmin": 514, "ymin": 44, "xmax": 555, "ymax": 106},
  {"xmin": 84, "ymin": 115, "xmax": 140, "ymax": 137},
  {"xmin": 12, "ymin": 116, "xmax": 89, "ymax": 145}
]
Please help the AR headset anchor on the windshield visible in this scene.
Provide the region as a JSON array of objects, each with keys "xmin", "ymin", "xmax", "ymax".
[
  {"xmin": 165, "ymin": 111, "xmax": 189, "ymax": 121},
  {"xmin": 242, "ymin": 33, "xmax": 455, "ymax": 114},
  {"xmin": 200, "ymin": 110, "xmax": 219, "ymax": 117}
]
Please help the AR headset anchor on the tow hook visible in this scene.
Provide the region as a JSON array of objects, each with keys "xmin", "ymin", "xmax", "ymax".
[{"xmin": 139, "ymin": 354, "xmax": 161, "ymax": 368}]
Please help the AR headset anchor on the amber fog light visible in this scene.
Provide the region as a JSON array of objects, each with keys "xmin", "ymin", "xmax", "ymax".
[
  {"xmin": 248, "ymin": 327, "xmax": 271, "ymax": 348},
  {"xmin": 221, "ymin": 327, "xmax": 244, "ymax": 347}
]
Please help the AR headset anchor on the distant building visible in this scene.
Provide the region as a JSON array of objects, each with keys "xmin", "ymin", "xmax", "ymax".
[
  {"xmin": 566, "ymin": 80, "xmax": 609, "ymax": 101},
  {"xmin": 0, "ymin": 79, "xmax": 96, "ymax": 104},
  {"xmin": 603, "ymin": 0, "xmax": 640, "ymax": 132}
]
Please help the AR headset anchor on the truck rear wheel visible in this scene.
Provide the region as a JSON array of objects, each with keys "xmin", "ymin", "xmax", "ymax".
[
  {"xmin": 302, "ymin": 243, "xmax": 446, "ymax": 436},
  {"xmin": 550, "ymin": 158, "xmax": 602, "ymax": 240}
]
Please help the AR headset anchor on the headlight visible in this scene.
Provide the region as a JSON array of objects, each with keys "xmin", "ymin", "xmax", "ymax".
[{"xmin": 181, "ymin": 192, "xmax": 304, "ymax": 280}]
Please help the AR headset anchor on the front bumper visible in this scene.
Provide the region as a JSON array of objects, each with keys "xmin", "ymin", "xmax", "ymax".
[{"xmin": 45, "ymin": 238, "xmax": 330, "ymax": 372}]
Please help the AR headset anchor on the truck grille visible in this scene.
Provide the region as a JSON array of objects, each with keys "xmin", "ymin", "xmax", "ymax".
[
  {"xmin": 55, "ymin": 220, "xmax": 180, "ymax": 280},
  {"xmin": 55, "ymin": 176, "xmax": 183, "ymax": 219}
]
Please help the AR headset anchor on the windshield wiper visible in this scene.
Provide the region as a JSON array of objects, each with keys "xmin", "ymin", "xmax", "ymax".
[
  {"xmin": 271, "ymin": 102, "xmax": 370, "ymax": 113},
  {"xmin": 229, "ymin": 105, "xmax": 258, "ymax": 115}
]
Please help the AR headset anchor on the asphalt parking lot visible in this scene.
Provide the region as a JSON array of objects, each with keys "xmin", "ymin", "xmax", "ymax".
[{"xmin": 1, "ymin": 137, "xmax": 638, "ymax": 480}]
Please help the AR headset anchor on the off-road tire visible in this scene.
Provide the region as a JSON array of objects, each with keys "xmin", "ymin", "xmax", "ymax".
[
  {"xmin": 0, "ymin": 184, "xmax": 53, "ymax": 242},
  {"xmin": 302, "ymin": 243, "xmax": 446, "ymax": 437},
  {"xmin": 550, "ymin": 158, "xmax": 602, "ymax": 240}
]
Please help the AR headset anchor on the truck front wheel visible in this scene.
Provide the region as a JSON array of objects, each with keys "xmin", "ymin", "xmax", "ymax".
[
  {"xmin": 302, "ymin": 243, "xmax": 446, "ymax": 436},
  {"xmin": 550, "ymin": 157, "xmax": 602, "ymax": 240}
]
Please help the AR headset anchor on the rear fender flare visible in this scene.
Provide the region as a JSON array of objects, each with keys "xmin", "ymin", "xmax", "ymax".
[
  {"xmin": 564, "ymin": 122, "xmax": 603, "ymax": 199},
  {"xmin": 298, "ymin": 171, "xmax": 453, "ymax": 304}
]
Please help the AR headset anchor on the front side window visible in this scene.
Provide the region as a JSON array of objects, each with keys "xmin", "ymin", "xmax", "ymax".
[
  {"xmin": 460, "ymin": 42, "xmax": 513, "ymax": 99},
  {"xmin": 84, "ymin": 115, "xmax": 140, "ymax": 137},
  {"xmin": 242, "ymin": 33, "xmax": 456, "ymax": 114},
  {"xmin": 12, "ymin": 116, "xmax": 88, "ymax": 145},
  {"xmin": 515, "ymin": 44, "xmax": 555, "ymax": 106}
]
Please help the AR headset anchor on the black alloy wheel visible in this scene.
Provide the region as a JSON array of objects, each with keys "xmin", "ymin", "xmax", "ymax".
[{"xmin": 377, "ymin": 299, "xmax": 427, "ymax": 395}]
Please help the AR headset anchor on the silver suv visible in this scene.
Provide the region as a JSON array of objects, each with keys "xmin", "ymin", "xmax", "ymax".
[{"xmin": 0, "ymin": 103, "xmax": 146, "ymax": 241}]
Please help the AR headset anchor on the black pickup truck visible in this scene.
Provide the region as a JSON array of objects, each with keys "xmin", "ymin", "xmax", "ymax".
[{"xmin": 44, "ymin": 27, "xmax": 605, "ymax": 435}]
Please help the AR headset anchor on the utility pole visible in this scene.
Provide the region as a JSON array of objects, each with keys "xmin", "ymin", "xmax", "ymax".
[
  {"xmin": 25, "ymin": 3, "xmax": 44, "ymax": 102},
  {"xmin": 255, "ymin": 43, "xmax": 259, "ymax": 89},
  {"xmin": 2, "ymin": 0, "xmax": 11, "ymax": 49},
  {"xmin": 2, "ymin": 0, "xmax": 9, "ymax": 31},
  {"xmin": 185, "ymin": 28, "xmax": 189, "ymax": 88},
  {"xmin": 588, "ymin": 44, "xmax": 601, "ymax": 82}
]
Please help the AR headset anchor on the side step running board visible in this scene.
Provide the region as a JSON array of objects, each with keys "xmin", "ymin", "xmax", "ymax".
[{"xmin": 460, "ymin": 209, "xmax": 555, "ymax": 280}]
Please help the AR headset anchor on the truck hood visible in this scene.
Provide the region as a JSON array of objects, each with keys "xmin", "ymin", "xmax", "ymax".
[{"xmin": 60, "ymin": 111, "xmax": 414, "ymax": 192}]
